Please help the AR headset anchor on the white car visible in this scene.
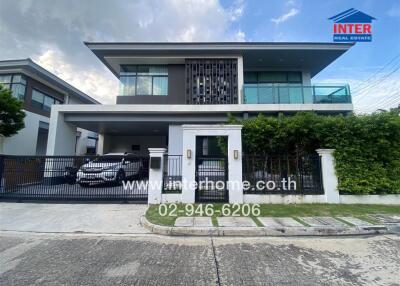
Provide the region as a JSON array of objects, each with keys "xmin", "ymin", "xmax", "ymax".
[{"xmin": 76, "ymin": 153, "xmax": 143, "ymax": 186}]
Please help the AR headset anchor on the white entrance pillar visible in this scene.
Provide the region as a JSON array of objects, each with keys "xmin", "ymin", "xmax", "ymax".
[
  {"xmin": 44, "ymin": 108, "xmax": 77, "ymax": 184},
  {"xmin": 46, "ymin": 108, "xmax": 77, "ymax": 156},
  {"xmin": 148, "ymin": 148, "xmax": 166, "ymax": 204},
  {"xmin": 317, "ymin": 149, "xmax": 340, "ymax": 203},
  {"xmin": 228, "ymin": 128, "xmax": 243, "ymax": 204},
  {"xmin": 181, "ymin": 125, "xmax": 243, "ymax": 204},
  {"xmin": 181, "ymin": 129, "xmax": 196, "ymax": 203}
]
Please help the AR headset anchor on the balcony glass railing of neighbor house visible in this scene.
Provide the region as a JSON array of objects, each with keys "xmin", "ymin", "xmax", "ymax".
[{"xmin": 242, "ymin": 84, "xmax": 351, "ymax": 104}]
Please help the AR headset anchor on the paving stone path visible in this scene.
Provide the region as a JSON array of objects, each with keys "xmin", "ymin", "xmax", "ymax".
[
  {"xmin": 257, "ymin": 217, "xmax": 304, "ymax": 227},
  {"xmin": 217, "ymin": 217, "xmax": 257, "ymax": 227},
  {"xmin": 174, "ymin": 216, "xmax": 376, "ymax": 228},
  {"xmin": 299, "ymin": 217, "xmax": 348, "ymax": 227},
  {"xmin": 175, "ymin": 217, "xmax": 213, "ymax": 227}
]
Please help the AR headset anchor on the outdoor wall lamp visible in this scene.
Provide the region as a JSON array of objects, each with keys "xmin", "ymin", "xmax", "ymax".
[
  {"xmin": 234, "ymin": 150, "xmax": 239, "ymax": 159},
  {"xmin": 187, "ymin": 149, "xmax": 192, "ymax": 159}
]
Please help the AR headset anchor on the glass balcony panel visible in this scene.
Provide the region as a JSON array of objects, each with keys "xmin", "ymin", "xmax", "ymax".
[
  {"xmin": 288, "ymin": 85, "xmax": 303, "ymax": 104},
  {"xmin": 278, "ymin": 86, "xmax": 290, "ymax": 103},
  {"xmin": 243, "ymin": 84, "xmax": 351, "ymax": 104},
  {"xmin": 243, "ymin": 85, "xmax": 258, "ymax": 103},
  {"xmin": 258, "ymin": 85, "xmax": 274, "ymax": 104}
]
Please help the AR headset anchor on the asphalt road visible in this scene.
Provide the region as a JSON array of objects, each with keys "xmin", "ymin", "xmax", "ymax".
[{"xmin": 0, "ymin": 233, "xmax": 399, "ymax": 286}]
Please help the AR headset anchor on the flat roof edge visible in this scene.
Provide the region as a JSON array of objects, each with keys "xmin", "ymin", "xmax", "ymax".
[{"xmin": 84, "ymin": 42, "xmax": 354, "ymax": 51}]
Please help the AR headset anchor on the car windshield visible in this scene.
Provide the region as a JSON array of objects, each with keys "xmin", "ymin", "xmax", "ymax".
[{"xmin": 92, "ymin": 156, "xmax": 122, "ymax": 163}]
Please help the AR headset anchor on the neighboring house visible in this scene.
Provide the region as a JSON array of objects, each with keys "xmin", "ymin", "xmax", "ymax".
[
  {"xmin": 0, "ymin": 59, "xmax": 100, "ymax": 155},
  {"xmin": 46, "ymin": 42, "xmax": 353, "ymax": 156}
]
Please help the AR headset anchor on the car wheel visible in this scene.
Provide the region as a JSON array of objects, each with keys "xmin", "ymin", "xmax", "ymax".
[{"xmin": 116, "ymin": 170, "xmax": 126, "ymax": 185}]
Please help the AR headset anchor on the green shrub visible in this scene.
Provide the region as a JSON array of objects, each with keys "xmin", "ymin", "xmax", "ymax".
[{"xmin": 232, "ymin": 110, "xmax": 400, "ymax": 194}]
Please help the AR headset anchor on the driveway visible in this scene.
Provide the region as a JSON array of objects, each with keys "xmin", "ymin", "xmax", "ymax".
[
  {"xmin": 0, "ymin": 203, "xmax": 149, "ymax": 234},
  {"xmin": 0, "ymin": 233, "xmax": 399, "ymax": 285}
]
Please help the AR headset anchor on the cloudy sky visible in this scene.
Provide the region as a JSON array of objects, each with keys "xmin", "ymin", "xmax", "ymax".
[{"xmin": 0, "ymin": 0, "xmax": 399, "ymax": 113}]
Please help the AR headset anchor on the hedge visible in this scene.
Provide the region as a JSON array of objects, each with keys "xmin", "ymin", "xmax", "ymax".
[{"xmin": 229, "ymin": 109, "xmax": 400, "ymax": 194}]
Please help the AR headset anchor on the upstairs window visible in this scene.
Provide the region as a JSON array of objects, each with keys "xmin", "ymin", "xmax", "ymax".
[
  {"xmin": 244, "ymin": 71, "xmax": 302, "ymax": 84},
  {"xmin": 32, "ymin": 89, "xmax": 62, "ymax": 112},
  {"xmin": 0, "ymin": 73, "xmax": 27, "ymax": 101},
  {"xmin": 119, "ymin": 65, "xmax": 168, "ymax": 96}
]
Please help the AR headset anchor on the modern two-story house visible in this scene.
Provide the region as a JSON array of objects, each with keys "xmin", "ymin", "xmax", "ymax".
[
  {"xmin": 0, "ymin": 59, "xmax": 100, "ymax": 155},
  {"xmin": 46, "ymin": 42, "xmax": 353, "ymax": 157}
]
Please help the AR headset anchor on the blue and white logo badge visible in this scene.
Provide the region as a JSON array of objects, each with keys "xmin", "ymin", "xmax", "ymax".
[{"xmin": 329, "ymin": 8, "xmax": 376, "ymax": 42}]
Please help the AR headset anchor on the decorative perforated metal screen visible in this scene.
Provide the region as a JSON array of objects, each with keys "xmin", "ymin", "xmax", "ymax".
[{"xmin": 185, "ymin": 59, "xmax": 238, "ymax": 104}]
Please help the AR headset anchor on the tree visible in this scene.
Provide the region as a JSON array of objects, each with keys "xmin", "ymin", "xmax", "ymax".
[{"xmin": 0, "ymin": 84, "xmax": 26, "ymax": 137}]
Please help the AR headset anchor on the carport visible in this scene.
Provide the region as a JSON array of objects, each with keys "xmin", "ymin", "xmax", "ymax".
[{"xmin": 45, "ymin": 104, "xmax": 235, "ymax": 157}]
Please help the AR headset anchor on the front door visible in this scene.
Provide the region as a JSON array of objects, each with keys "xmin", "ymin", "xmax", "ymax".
[{"xmin": 195, "ymin": 136, "xmax": 228, "ymax": 202}]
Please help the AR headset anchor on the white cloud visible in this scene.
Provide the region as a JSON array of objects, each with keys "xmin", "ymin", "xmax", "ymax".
[
  {"xmin": 271, "ymin": 8, "xmax": 299, "ymax": 25},
  {"xmin": 229, "ymin": 0, "xmax": 245, "ymax": 21},
  {"xmin": 285, "ymin": 0, "xmax": 297, "ymax": 7},
  {"xmin": 234, "ymin": 29, "xmax": 246, "ymax": 42},
  {"xmin": 34, "ymin": 47, "xmax": 118, "ymax": 104},
  {"xmin": 0, "ymin": 0, "xmax": 247, "ymax": 104}
]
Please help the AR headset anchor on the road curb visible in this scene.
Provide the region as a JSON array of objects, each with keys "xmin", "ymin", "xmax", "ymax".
[{"xmin": 140, "ymin": 217, "xmax": 389, "ymax": 237}]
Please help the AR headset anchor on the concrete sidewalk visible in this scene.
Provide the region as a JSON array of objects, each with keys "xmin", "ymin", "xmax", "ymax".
[{"xmin": 0, "ymin": 203, "xmax": 150, "ymax": 234}]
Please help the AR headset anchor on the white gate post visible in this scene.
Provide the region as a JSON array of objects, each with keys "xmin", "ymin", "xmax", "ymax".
[
  {"xmin": 148, "ymin": 148, "xmax": 166, "ymax": 204},
  {"xmin": 228, "ymin": 128, "xmax": 243, "ymax": 204},
  {"xmin": 181, "ymin": 128, "xmax": 196, "ymax": 203},
  {"xmin": 316, "ymin": 149, "xmax": 340, "ymax": 203}
]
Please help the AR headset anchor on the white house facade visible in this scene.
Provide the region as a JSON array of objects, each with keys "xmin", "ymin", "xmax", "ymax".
[
  {"xmin": 46, "ymin": 42, "xmax": 353, "ymax": 157},
  {"xmin": 6, "ymin": 42, "xmax": 386, "ymax": 205}
]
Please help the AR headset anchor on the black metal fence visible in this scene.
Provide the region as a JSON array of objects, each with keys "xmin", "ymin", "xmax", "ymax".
[
  {"xmin": 242, "ymin": 154, "xmax": 323, "ymax": 194},
  {"xmin": 162, "ymin": 155, "xmax": 182, "ymax": 193},
  {"xmin": 0, "ymin": 155, "xmax": 149, "ymax": 202}
]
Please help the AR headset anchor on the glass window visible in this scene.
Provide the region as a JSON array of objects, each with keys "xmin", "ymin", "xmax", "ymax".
[
  {"xmin": 11, "ymin": 84, "xmax": 26, "ymax": 101},
  {"xmin": 148, "ymin": 66, "xmax": 168, "ymax": 75},
  {"xmin": 136, "ymin": 65, "xmax": 150, "ymax": 74},
  {"xmin": 288, "ymin": 72, "xmax": 302, "ymax": 83},
  {"xmin": 0, "ymin": 74, "xmax": 12, "ymax": 84},
  {"xmin": 244, "ymin": 72, "xmax": 257, "ymax": 83},
  {"xmin": 152, "ymin": 76, "xmax": 168, "ymax": 95},
  {"xmin": 120, "ymin": 76, "xmax": 136, "ymax": 96},
  {"xmin": 32, "ymin": 89, "xmax": 60, "ymax": 111},
  {"xmin": 32, "ymin": 89, "xmax": 44, "ymax": 109},
  {"xmin": 258, "ymin": 72, "xmax": 275, "ymax": 83},
  {"xmin": 12, "ymin": 75, "xmax": 21, "ymax": 83},
  {"xmin": 0, "ymin": 74, "xmax": 27, "ymax": 100},
  {"xmin": 43, "ymin": 96, "xmax": 55, "ymax": 111},
  {"xmin": 136, "ymin": 76, "xmax": 152, "ymax": 95},
  {"xmin": 119, "ymin": 65, "xmax": 168, "ymax": 96},
  {"xmin": 244, "ymin": 71, "xmax": 302, "ymax": 84}
]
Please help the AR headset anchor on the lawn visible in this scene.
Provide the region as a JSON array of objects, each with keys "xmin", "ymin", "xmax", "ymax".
[{"xmin": 145, "ymin": 203, "xmax": 400, "ymax": 226}]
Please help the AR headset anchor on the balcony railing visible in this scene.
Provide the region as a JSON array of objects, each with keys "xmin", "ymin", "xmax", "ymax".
[{"xmin": 243, "ymin": 84, "xmax": 351, "ymax": 104}]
